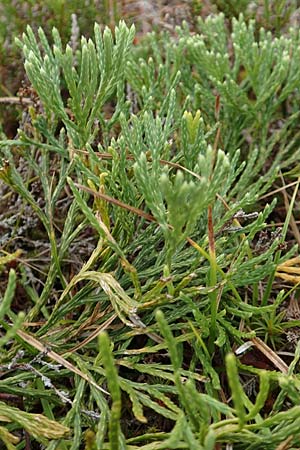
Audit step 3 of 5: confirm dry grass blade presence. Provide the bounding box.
[259,180,300,200]
[74,182,156,222]
[68,313,117,353]
[16,329,109,394]
[74,183,211,259]
[275,436,293,450]
[0,96,33,105]
[76,154,203,179]
[280,173,300,246]
[250,335,289,374]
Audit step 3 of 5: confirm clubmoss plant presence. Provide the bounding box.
[1,13,300,449]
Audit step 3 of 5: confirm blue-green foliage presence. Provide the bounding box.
[0,14,300,449]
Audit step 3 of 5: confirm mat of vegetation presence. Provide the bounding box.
[1,5,300,450]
